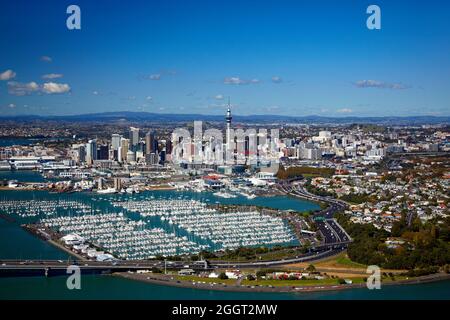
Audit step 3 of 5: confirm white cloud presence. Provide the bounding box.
[271,76,283,83]
[336,108,353,113]
[149,74,161,80]
[265,105,280,111]
[224,77,260,85]
[8,103,16,108]
[215,94,224,100]
[92,90,99,95]
[354,80,410,90]
[139,74,162,80]
[0,69,16,81]
[7,81,40,96]
[42,82,71,94]
[224,77,245,85]
[42,73,63,79]
[8,80,71,96]
[40,56,52,62]
[146,96,153,101]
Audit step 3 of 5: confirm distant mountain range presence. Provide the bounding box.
[1,111,449,125]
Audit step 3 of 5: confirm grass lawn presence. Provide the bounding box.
[381,275,408,283]
[175,275,236,285]
[334,254,367,269]
[241,277,366,287]
[209,248,303,262]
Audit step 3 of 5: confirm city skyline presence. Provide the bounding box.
[1,0,450,117]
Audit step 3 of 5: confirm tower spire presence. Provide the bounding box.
[226,97,232,124]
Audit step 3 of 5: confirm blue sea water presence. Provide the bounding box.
[0,138,43,147]
[0,170,46,182]
[0,275,449,300]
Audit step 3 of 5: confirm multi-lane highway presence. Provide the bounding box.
[278,181,351,246]
[0,245,348,276]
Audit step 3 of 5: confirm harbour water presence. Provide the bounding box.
[0,138,44,147]
[0,181,320,259]
[0,275,449,300]
[0,137,66,147]
[0,170,46,183]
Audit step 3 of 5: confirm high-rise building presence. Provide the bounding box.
[97,145,109,160]
[129,127,140,146]
[126,150,136,163]
[165,139,172,155]
[85,139,97,165]
[145,131,157,154]
[145,152,159,165]
[111,134,122,161]
[159,150,166,164]
[70,144,86,164]
[297,144,322,160]
[111,134,122,150]
[119,138,129,163]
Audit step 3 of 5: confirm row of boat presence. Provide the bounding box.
[0,193,296,258]
[113,199,296,249]
[0,199,92,218]
[41,213,203,259]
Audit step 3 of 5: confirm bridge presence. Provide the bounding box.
[0,241,350,277]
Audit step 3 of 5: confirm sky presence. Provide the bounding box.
[0,0,449,117]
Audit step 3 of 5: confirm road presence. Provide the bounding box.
[0,246,347,275]
[278,181,351,246]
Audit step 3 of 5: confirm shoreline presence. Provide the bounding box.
[114,271,450,294]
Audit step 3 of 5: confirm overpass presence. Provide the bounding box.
[277,181,352,245]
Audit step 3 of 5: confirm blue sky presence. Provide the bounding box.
[0,0,449,116]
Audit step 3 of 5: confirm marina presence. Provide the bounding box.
[41,213,202,259]
[0,183,319,261]
[114,199,296,250]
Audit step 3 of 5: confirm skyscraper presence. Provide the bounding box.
[165,139,172,155]
[118,138,129,163]
[85,139,97,165]
[145,131,157,154]
[111,134,122,161]
[97,145,109,160]
[111,134,122,150]
[129,127,140,147]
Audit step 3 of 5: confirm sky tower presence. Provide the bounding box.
[225,97,232,151]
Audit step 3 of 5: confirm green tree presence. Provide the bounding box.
[306,264,316,272]
[218,272,228,280]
